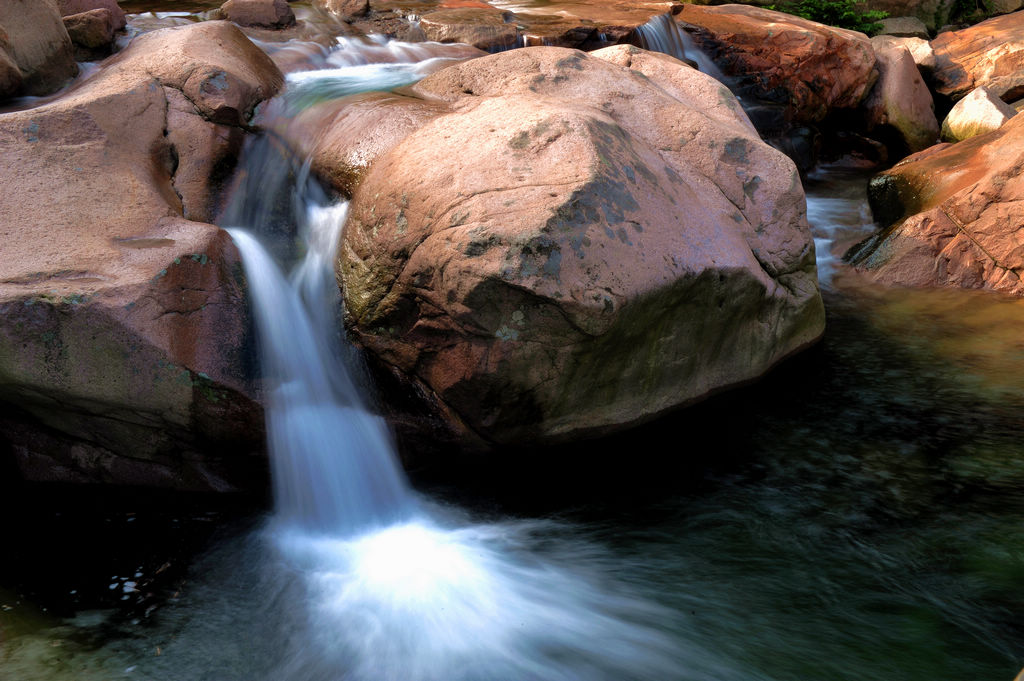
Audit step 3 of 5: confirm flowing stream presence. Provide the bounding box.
[1,26,1023,681]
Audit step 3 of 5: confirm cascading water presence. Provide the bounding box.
[635,13,730,84]
[220,34,712,681]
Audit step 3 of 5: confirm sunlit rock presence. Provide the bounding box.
[337,46,824,446]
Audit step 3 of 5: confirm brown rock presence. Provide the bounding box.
[865,36,939,152]
[852,114,1024,295]
[0,46,22,99]
[338,46,823,445]
[316,0,369,22]
[872,34,936,72]
[878,16,929,38]
[64,9,117,51]
[941,85,1018,141]
[0,0,77,97]
[931,11,1024,102]
[677,4,878,124]
[217,0,296,29]
[0,21,283,490]
[419,8,519,52]
[56,0,126,28]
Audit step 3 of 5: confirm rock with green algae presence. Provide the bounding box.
[0,21,283,491]
[336,45,825,447]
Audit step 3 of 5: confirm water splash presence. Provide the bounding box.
[635,13,730,84]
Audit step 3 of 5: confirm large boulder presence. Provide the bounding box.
[865,36,939,152]
[941,85,1018,141]
[859,0,956,31]
[418,8,519,52]
[337,46,824,445]
[0,0,77,98]
[850,113,1024,295]
[0,21,283,490]
[676,4,878,125]
[216,0,296,29]
[931,11,1024,102]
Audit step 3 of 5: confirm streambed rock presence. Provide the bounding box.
[864,36,939,153]
[338,46,824,446]
[675,4,878,126]
[0,21,283,490]
[850,113,1024,295]
[0,0,77,99]
[931,11,1024,102]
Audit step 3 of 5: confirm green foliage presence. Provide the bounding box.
[770,0,889,35]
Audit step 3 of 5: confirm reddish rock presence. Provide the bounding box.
[931,11,1024,101]
[338,46,824,445]
[852,114,1024,295]
[0,21,283,490]
[0,43,23,99]
[217,0,296,29]
[0,0,77,97]
[419,8,519,51]
[315,0,369,21]
[677,4,878,124]
[56,0,126,28]
[865,36,939,152]
[63,9,118,59]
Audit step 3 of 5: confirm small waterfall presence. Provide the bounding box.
[635,13,730,84]
[228,195,414,535]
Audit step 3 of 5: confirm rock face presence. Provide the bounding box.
[0,21,283,490]
[676,4,878,125]
[931,11,1024,102]
[217,0,296,29]
[941,85,1018,141]
[0,0,77,98]
[419,8,518,52]
[878,16,930,38]
[337,46,824,445]
[865,36,939,152]
[860,0,956,31]
[851,114,1024,295]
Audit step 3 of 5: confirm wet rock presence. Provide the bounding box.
[878,16,929,38]
[851,114,1024,295]
[941,85,1018,141]
[0,0,77,98]
[865,36,939,153]
[676,4,878,125]
[337,46,824,446]
[0,21,283,490]
[931,12,1024,102]
[216,0,296,29]
[419,8,519,52]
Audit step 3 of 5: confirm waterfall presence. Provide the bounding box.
[635,13,731,84]
[227,199,414,535]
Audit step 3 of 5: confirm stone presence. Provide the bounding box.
[865,36,939,152]
[0,0,77,98]
[873,34,936,72]
[337,46,824,446]
[0,45,23,99]
[418,8,519,52]
[0,21,283,490]
[217,0,296,29]
[859,0,956,31]
[64,9,118,54]
[316,0,370,22]
[990,0,1024,14]
[56,0,126,28]
[851,114,1024,295]
[940,85,1018,141]
[878,16,930,38]
[931,11,1024,102]
[676,4,878,125]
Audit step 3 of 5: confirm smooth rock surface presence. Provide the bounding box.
[217,0,296,29]
[931,11,1024,101]
[879,16,930,38]
[0,21,283,490]
[866,36,940,152]
[873,34,936,71]
[852,114,1024,295]
[0,0,77,97]
[941,85,1017,141]
[419,8,518,51]
[316,0,370,21]
[338,46,824,445]
[676,4,877,125]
